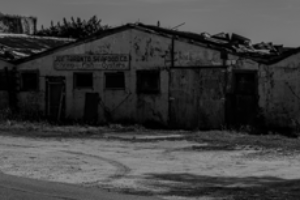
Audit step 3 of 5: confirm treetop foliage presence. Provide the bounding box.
[36,15,109,39]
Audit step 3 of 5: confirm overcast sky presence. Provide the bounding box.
[1,0,300,47]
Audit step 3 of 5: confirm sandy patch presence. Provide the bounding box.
[0,135,299,200]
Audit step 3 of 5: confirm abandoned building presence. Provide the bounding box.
[1,22,300,130]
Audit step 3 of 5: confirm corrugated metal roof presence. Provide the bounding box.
[14,25,131,64]
[0,34,75,61]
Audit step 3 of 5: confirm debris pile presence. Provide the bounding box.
[209,32,294,59]
[136,23,296,64]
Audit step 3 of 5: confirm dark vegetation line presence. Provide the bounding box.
[35,15,110,39]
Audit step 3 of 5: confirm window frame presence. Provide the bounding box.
[105,72,126,90]
[20,70,39,91]
[136,70,160,94]
[73,72,94,90]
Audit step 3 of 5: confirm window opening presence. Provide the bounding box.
[136,70,160,94]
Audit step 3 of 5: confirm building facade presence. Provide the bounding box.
[0,23,297,131]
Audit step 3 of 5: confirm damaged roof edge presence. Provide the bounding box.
[12,22,298,66]
[132,25,235,54]
[260,47,300,65]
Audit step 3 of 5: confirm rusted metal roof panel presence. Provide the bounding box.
[0,34,74,61]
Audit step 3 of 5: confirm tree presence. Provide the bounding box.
[36,15,109,39]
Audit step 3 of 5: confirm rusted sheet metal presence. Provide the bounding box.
[169,68,226,129]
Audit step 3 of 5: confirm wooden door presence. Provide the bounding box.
[84,93,99,123]
[169,68,226,129]
[229,71,258,127]
[46,77,65,120]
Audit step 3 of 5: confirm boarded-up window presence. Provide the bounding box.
[0,71,7,91]
[74,73,93,89]
[137,70,160,94]
[21,71,39,91]
[105,72,125,90]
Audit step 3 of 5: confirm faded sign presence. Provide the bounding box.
[53,54,130,70]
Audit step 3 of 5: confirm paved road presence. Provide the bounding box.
[0,172,161,200]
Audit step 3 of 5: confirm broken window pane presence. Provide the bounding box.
[137,70,160,94]
[21,71,39,91]
[105,72,125,90]
[74,73,93,89]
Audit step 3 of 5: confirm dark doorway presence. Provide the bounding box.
[227,71,258,127]
[46,77,66,121]
[84,93,99,123]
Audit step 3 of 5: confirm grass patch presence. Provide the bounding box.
[189,130,300,152]
[0,108,299,151]
[0,119,153,138]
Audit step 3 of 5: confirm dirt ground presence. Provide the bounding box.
[0,124,300,200]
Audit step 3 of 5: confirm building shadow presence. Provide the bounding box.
[142,173,300,199]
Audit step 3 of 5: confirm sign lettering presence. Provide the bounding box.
[54,54,130,70]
